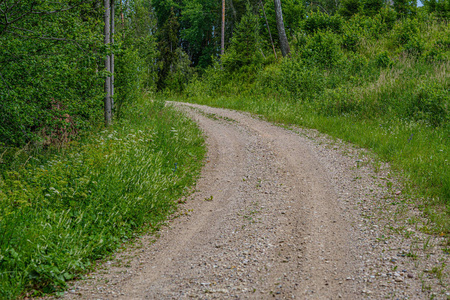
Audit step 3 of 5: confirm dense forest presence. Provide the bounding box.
[0,0,449,297]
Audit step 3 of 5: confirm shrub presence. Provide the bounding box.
[303,11,344,34]
[424,0,450,19]
[301,30,344,68]
[404,35,426,56]
[362,0,384,16]
[374,51,394,68]
[315,87,361,116]
[278,55,326,101]
[408,81,449,126]
[393,0,417,18]
[391,17,419,46]
[339,0,361,19]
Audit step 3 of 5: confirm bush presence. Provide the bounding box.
[362,0,384,16]
[339,0,361,19]
[404,35,426,56]
[391,17,419,46]
[301,30,344,68]
[303,11,343,34]
[315,87,361,116]
[278,56,326,101]
[408,81,449,126]
[374,51,394,68]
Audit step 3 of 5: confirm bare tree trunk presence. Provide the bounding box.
[273,0,290,57]
[104,0,112,126]
[221,0,225,56]
[260,0,277,59]
[111,0,115,110]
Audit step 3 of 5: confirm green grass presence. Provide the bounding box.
[173,14,449,238]
[171,91,449,235]
[0,96,206,298]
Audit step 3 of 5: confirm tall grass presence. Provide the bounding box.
[0,96,205,298]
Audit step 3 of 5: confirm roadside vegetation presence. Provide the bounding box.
[1,0,207,298]
[175,6,450,237]
[0,97,205,298]
[1,0,449,297]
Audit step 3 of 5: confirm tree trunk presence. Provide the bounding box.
[273,0,290,57]
[104,0,112,126]
[111,0,115,110]
[260,0,277,59]
[221,0,225,56]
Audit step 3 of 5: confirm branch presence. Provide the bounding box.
[7,26,87,52]
[5,0,24,14]
[30,0,95,14]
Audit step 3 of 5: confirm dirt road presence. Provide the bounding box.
[63,103,449,299]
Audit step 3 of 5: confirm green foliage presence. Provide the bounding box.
[115,47,145,117]
[222,5,264,74]
[182,11,450,235]
[393,0,417,17]
[0,0,104,146]
[164,48,195,93]
[339,0,361,18]
[391,17,419,45]
[181,0,220,69]
[301,30,344,68]
[303,11,343,34]
[262,0,306,42]
[374,51,393,67]
[157,7,180,90]
[423,0,450,19]
[0,96,205,298]
[125,0,159,91]
[362,0,384,16]
[408,81,449,126]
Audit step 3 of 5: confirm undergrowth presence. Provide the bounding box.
[0,96,205,298]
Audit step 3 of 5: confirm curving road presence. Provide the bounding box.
[61,103,445,299]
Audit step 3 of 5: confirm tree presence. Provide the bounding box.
[0,0,105,146]
[339,0,360,18]
[104,0,112,126]
[394,0,417,17]
[222,0,226,56]
[223,4,263,72]
[157,7,180,90]
[363,0,384,16]
[274,0,291,57]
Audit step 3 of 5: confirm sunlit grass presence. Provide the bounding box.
[175,89,449,236]
[0,96,206,298]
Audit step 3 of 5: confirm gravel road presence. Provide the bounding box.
[61,103,449,299]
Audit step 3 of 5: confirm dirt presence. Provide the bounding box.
[59,103,449,299]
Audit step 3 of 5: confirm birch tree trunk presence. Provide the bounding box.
[111,0,115,110]
[221,0,225,56]
[273,0,290,57]
[104,0,112,125]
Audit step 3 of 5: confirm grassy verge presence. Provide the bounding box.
[0,96,206,298]
[172,92,449,238]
